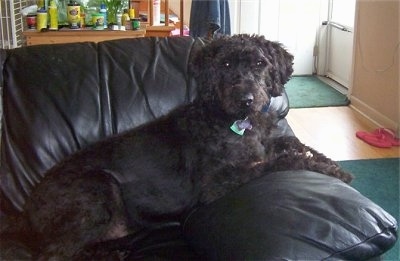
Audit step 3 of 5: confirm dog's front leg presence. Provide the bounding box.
[265,136,353,183]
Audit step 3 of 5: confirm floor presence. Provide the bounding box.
[286,106,400,161]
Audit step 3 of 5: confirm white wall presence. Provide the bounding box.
[350,0,399,132]
[169,0,192,26]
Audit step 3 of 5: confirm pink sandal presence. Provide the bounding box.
[372,128,400,146]
[356,130,392,148]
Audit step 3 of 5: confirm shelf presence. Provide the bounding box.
[144,25,175,37]
[23,28,146,46]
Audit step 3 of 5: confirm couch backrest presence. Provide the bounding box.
[0,37,203,213]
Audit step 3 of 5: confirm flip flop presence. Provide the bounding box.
[356,130,392,148]
[372,128,400,146]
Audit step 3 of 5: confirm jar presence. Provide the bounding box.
[67,1,80,29]
[26,14,37,29]
[132,18,140,30]
[92,13,104,30]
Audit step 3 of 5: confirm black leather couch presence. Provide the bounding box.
[0,36,397,260]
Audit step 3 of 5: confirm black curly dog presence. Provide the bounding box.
[6,34,353,259]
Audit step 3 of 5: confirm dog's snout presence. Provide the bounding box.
[242,93,254,106]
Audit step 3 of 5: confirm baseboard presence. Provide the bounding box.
[317,76,348,95]
[350,96,399,137]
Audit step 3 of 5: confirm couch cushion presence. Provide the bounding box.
[97,37,202,134]
[1,43,102,212]
[183,170,398,260]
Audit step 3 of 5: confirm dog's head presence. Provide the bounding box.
[190,34,293,119]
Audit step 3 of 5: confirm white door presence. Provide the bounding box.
[317,0,356,88]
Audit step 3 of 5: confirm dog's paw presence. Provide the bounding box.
[338,169,354,184]
[327,166,353,184]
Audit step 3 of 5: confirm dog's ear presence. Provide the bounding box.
[188,38,222,102]
[260,38,294,97]
[188,48,205,80]
[188,38,214,80]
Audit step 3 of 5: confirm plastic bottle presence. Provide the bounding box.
[122,9,130,28]
[116,13,122,30]
[129,8,135,19]
[99,3,108,29]
[48,0,58,30]
[37,0,45,10]
[80,12,86,28]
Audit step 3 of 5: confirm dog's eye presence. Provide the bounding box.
[223,62,231,68]
[256,60,266,67]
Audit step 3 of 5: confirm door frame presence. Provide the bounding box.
[316,0,356,89]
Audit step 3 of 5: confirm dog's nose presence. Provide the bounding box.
[242,93,254,106]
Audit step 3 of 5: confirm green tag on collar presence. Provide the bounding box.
[230,122,245,135]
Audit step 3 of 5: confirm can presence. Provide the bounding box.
[92,13,104,30]
[36,10,48,31]
[26,14,37,29]
[67,2,80,29]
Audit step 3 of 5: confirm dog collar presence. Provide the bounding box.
[262,99,271,113]
[230,117,252,135]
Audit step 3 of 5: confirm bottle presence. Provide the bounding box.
[80,12,86,28]
[37,0,45,10]
[99,3,107,29]
[122,9,130,28]
[48,0,58,30]
[116,13,122,30]
[128,8,135,19]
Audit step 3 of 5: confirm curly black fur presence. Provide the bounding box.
[3,34,352,260]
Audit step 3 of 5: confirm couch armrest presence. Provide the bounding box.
[269,89,290,119]
[183,170,398,260]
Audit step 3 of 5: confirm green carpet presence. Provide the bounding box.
[338,158,399,260]
[285,76,350,108]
